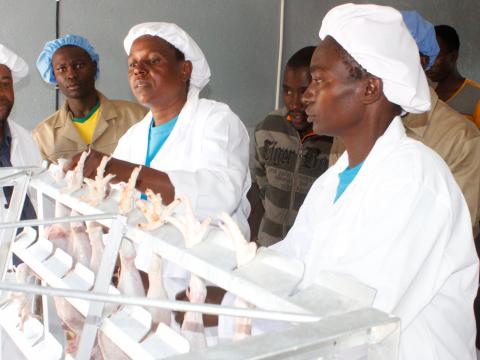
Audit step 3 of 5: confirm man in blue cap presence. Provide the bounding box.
[330,10,480,239]
[33,34,147,163]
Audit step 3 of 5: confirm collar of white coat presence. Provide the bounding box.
[6,117,19,143]
[330,116,406,184]
[137,86,201,161]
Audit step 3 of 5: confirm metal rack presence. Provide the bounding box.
[0,166,401,359]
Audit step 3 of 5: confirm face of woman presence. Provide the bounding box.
[127,35,190,109]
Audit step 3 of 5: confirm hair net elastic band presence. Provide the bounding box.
[36,34,99,85]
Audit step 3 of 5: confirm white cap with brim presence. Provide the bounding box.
[124,22,211,91]
[0,44,28,83]
[319,3,431,114]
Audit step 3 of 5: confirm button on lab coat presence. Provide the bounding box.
[0,118,42,221]
[274,117,478,360]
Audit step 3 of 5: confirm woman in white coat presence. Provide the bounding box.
[273,4,478,360]
[79,23,250,238]
[74,24,251,325]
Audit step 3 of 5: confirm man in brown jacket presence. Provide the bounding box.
[329,12,480,237]
[33,34,147,163]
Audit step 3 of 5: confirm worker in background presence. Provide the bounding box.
[428,25,480,127]
[329,10,480,239]
[273,4,477,359]
[33,34,147,163]
[251,46,332,246]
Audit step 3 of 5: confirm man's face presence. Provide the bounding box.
[283,66,311,132]
[127,35,190,108]
[427,36,455,83]
[52,45,97,99]
[302,37,364,136]
[0,65,14,122]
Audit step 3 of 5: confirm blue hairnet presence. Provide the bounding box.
[36,34,99,84]
[401,11,439,70]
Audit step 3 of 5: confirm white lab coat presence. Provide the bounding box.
[113,87,251,236]
[0,118,43,221]
[113,88,251,303]
[273,117,478,360]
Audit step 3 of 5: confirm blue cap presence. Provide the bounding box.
[401,11,439,70]
[36,34,99,84]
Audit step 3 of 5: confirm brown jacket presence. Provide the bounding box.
[330,89,480,236]
[33,92,147,162]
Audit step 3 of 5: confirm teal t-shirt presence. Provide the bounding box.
[145,115,179,167]
[141,115,178,200]
[334,161,364,203]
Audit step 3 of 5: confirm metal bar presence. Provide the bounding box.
[0,174,30,280]
[274,0,285,109]
[75,215,127,360]
[0,213,118,230]
[0,166,43,173]
[0,170,32,185]
[36,185,45,235]
[169,309,400,360]
[41,279,67,358]
[0,282,323,323]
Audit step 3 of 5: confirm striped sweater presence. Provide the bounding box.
[253,110,332,246]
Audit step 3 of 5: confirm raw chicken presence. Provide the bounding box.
[98,239,145,360]
[146,254,171,328]
[117,239,145,297]
[44,223,70,254]
[181,274,207,349]
[86,221,104,274]
[165,196,211,248]
[0,264,36,331]
[136,189,181,230]
[52,213,91,354]
[70,211,92,268]
[48,158,71,183]
[118,166,141,215]
[54,296,84,354]
[61,150,90,194]
[82,155,116,206]
[44,202,71,254]
[219,212,257,267]
[232,296,253,341]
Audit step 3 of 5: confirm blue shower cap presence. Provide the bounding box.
[36,34,99,84]
[401,11,439,70]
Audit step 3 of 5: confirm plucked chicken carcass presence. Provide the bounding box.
[61,150,89,194]
[118,166,141,215]
[181,274,208,349]
[136,189,181,230]
[165,196,211,247]
[82,155,115,206]
[146,254,171,328]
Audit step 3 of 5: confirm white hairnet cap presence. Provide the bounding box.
[0,44,28,83]
[124,22,211,90]
[320,3,431,114]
